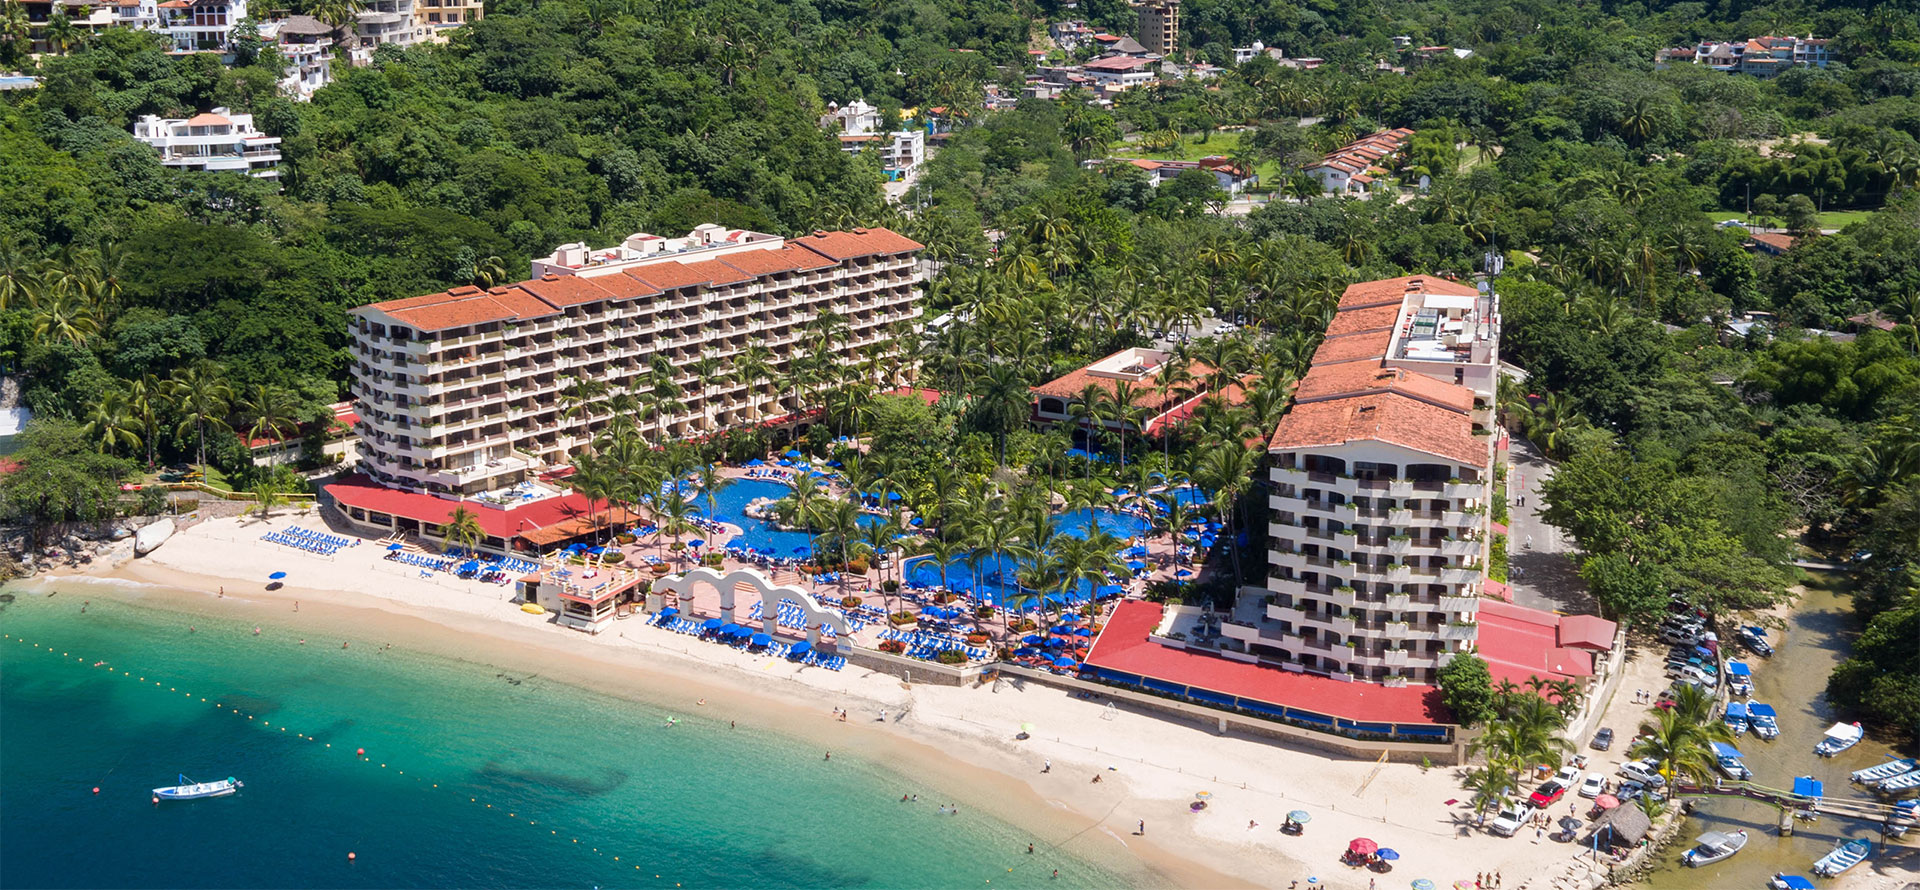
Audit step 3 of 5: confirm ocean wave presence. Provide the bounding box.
[10,575,174,594]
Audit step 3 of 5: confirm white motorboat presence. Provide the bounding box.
[1725,661,1753,697]
[1683,829,1748,867]
[1723,701,1749,736]
[1712,742,1752,780]
[151,774,241,801]
[1851,758,1918,785]
[1815,722,1864,757]
[1747,703,1780,740]
[1811,838,1871,876]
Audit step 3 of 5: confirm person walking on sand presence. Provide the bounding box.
[1043,760,1050,773]
[1137,820,1145,835]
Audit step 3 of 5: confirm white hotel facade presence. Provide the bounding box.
[348,225,924,496]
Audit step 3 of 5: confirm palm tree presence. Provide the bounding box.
[251,480,282,522]
[169,362,233,477]
[126,375,165,470]
[29,289,99,347]
[239,384,303,466]
[83,389,143,456]
[471,254,507,289]
[1629,707,1731,787]
[443,506,485,555]
[309,0,362,41]
[655,490,697,566]
[859,516,899,608]
[41,10,78,54]
[1194,443,1258,581]
[695,461,731,520]
[916,532,969,597]
[1463,764,1511,823]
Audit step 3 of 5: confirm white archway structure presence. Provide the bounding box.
[652,567,852,646]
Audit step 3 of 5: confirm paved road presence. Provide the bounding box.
[1504,435,1595,614]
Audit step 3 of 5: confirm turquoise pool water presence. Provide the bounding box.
[0,586,1130,889]
[694,479,882,556]
[901,509,1151,607]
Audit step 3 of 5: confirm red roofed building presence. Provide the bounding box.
[1081,600,1457,743]
[1226,277,1507,688]
[1030,346,1250,437]
[345,224,924,511]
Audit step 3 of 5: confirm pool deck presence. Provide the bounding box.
[588,465,1212,670]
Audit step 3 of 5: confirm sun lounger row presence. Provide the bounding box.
[263,530,342,556]
[387,552,451,572]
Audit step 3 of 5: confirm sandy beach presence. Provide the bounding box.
[42,512,1639,889]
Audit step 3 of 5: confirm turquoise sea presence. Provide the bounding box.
[0,584,1127,889]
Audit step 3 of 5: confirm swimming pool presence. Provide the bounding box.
[901,508,1147,608]
[695,478,881,556]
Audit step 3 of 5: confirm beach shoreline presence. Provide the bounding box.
[27,513,1622,890]
[37,532,1262,889]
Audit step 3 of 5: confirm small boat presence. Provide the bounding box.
[1739,625,1774,657]
[1810,838,1871,876]
[1878,771,1920,792]
[1887,800,1916,837]
[1769,875,1814,890]
[1683,829,1748,867]
[1723,701,1749,736]
[152,774,241,801]
[1748,703,1780,740]
[1712,742,1752,780]
[1725,661,1753,697]
[1851,757,1918,785]
[520,602,547,615]
[1815,721,1864,757]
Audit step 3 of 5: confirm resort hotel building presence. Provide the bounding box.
[1079,275,1619,747]
[326,225,924,553]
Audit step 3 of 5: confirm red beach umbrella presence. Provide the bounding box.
[1593,794,1620,810]
[1348,838,1378,856]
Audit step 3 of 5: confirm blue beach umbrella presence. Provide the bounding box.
[745,459,764,466]
[386,543,403,551]
[701,618,723,630]
[1126,560,1147,570]
[1023,634,1047,645]
[1072,627,1092,636]
[268,571,287,580]
[1051,655,1078,667]
[1175,568,1194,577]
[750,633,772,647]
[1411,881,1435,890]
[1096,584,1124,596]
[1376,849,1399,861]
[688,540,705,548]
[784,450,802,458]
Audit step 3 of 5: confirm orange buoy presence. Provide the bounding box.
[347,852,356,861]
[151,797,159,804]
[92,787,100,794]
[356,748,365,756]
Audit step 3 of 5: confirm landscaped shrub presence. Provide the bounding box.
[840,595,862,608]
[935,650,966,665]
[882,579,899,592]
[889,611,916,625]
[600,552,625,564]
[847,557,869,574]
[879,639,906,654]
[965,632,989,645]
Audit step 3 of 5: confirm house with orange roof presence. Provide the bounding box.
[130,107,281,179]
[1030,346,1248,436]
[1304,129,1414,195]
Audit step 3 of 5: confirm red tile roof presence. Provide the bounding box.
[517,274,615,308]
[375,286,559,333]
[720,244,839,276]
[1083,601,1449,725]
[1084,55,1154,71]
[1475,600,1602,682]
[1309,329,1393,366]
[1324,303,1404,339]
[325,475,601,542]
[1031,351,1211,406]
[184,112,231,126]
[361,228,918,330]
[1267,391,1485,465]
[1337,275,1478,311]
[1292,364,1473,413]
[795,227,923,261]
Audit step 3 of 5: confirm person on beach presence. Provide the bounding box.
[1248,820,1258,830]
[1042,760,1050,773]
[824,752,831,761]
[1137,820,1145,835]
[1027,844,1034,855]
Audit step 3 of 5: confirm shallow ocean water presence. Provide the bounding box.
[0,586,1125,889]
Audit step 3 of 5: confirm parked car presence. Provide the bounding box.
[1529,781,1567,808]
[1578,773,1607,799]
[1660,625,1702,646]
[1489,801,1534,837]
[1616,780,1664,804]
[1619,759,1668,788]
[1591,727,1614,751]
[1553,765,1583,787]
